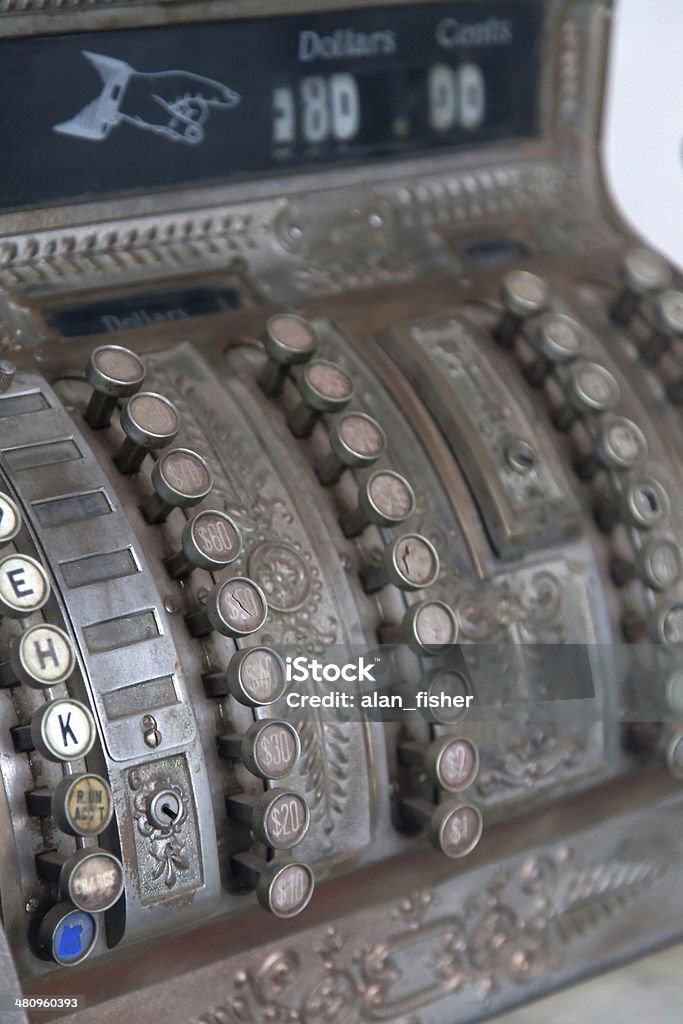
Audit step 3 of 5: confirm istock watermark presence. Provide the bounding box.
[285,655,378,683]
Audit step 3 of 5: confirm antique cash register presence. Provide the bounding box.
[0,1,682,1022]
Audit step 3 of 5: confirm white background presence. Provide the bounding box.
[603,0,683,270]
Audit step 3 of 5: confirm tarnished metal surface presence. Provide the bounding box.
[0,0,682,1021]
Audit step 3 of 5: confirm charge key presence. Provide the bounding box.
[36,847,124,914]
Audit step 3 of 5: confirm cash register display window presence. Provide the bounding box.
[0,1,542,210]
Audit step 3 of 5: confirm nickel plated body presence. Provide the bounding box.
[0,2,681,1024]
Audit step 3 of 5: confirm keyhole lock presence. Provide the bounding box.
[148,789,184,829]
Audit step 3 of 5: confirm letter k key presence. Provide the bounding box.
[58,712,78,747]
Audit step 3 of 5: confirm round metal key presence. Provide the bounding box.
[303,360,353,407]
[391,534,440,589]
[226,647,288,707]
[610,248,671,325]
[622,477,670,529]
[637,539,683,591]
[10,623,75,688]
[429,802,483,858]
[38,903,98,967]
[365,470,415,521]
[87,344,145,396]
[31,698,96,763]
[241,720,301,780]
[141,448,213,523]
[532,312,585,363]
[52,773,114,837]
[228,788,310,850]
[187,577,268,638]
[568,361,621,415]
[596,416,648,470]
[256,861,315,918]
[402,600,459,653]
[288,360,354,437]
[220,720,301,780]
[0,492,22,548]
[60,848,124,913]
[493,270,550,347]
[654,603,683,650]
[266,313,317,358]
[84,344,146,429]
[426,737,480,793]
[342,469,416,536]
[254,789,310,849]
[114,391,179,474]
[260,313,318,394]
[502,269,549,317]
[665,671,683,717]
[165,509,242,578]
[335,412,386,461]
[665,732,683,780]
[0,553,50,619]
[655,289,683,337]
[362,533,440,593]
[622,247,671,294]
[318,412,386,484]
[424,668,473,725]
[216,577,268,636]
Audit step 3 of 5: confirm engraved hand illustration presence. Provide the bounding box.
[54,52,240,145]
